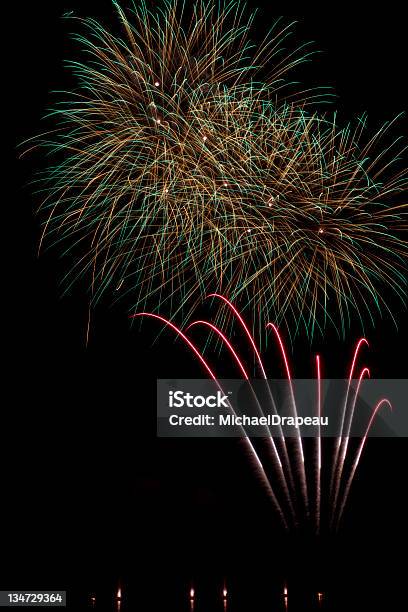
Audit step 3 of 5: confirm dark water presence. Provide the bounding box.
[85,599,326,612]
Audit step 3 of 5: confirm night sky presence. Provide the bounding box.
[6,3,408,610]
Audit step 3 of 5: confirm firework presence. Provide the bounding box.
[132,295,392,532]
[23,0,407,341]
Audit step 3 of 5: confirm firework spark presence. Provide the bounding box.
[22,0,408,342]
[132,295,392,532]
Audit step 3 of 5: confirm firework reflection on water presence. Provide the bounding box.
[87,585,328,610]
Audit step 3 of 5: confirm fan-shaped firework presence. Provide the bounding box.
[133,295,391,533]
[24,0,408,341]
